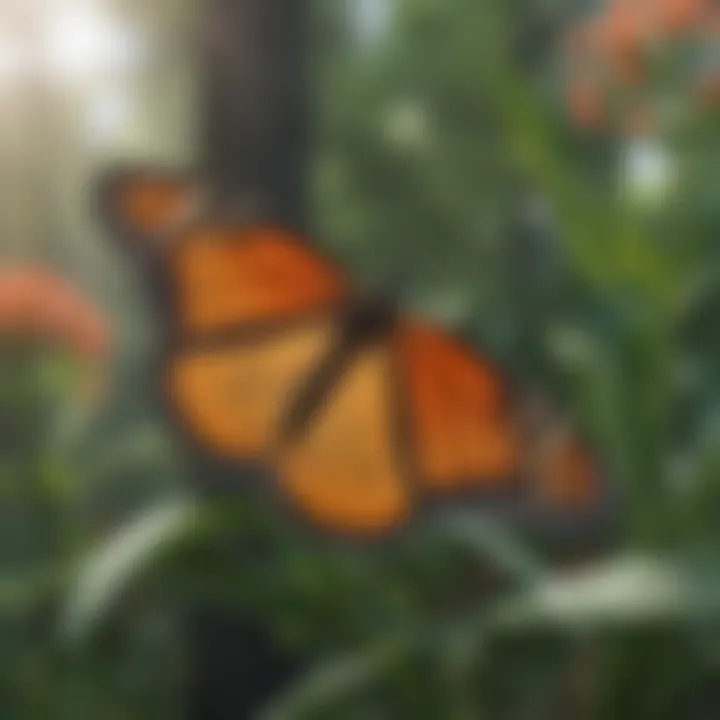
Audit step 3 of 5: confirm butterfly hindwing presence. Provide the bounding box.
[276,345,412,537]
[396,322,519,496]
[395,323,609,535]
[165,316,336,459]
[516,397,610,536]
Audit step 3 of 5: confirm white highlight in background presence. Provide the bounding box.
[353,0,391,45]
[622,139,673,206]
[45,6,140,82]
[0,35,25,84]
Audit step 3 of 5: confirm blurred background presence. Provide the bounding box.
[1,0,720,717]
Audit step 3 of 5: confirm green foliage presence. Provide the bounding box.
[0,340,186,719]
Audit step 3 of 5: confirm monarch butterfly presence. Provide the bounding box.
[96,166,612,542]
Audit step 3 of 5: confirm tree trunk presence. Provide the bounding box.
[200,0,309,227]
[190,1,310,718]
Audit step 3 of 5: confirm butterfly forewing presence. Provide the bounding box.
[97,167,200,244]
[169,226,347,336]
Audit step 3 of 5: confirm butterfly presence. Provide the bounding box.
[96,166,613,542]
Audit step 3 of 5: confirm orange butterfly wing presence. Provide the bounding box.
[395,322,520,495]
[276,346,411,536]
[169,332,412,536]
[518,403,603,515]
[96,167,201,244]
[168,226,347,335]
[97,169,348,333]
[540,443,597,508]
[395,324,608,519]
[166,319,337,459]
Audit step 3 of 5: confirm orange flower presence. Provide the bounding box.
[600,6,647,52]
[598,4,653,84]
[658,0,711,34]
[0,267,110,359]
[561,0,716,132]
[566,11,647,86]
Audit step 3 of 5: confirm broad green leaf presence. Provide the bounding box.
[493,555,720,631]
[62,495,198,643]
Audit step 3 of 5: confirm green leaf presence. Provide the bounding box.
[258,637,413,720]
[61,494,198,643]
[492,555,720,631]
[433,510,546,586]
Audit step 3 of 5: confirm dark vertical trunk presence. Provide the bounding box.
[189,1,310,718]
[200,0,309,228]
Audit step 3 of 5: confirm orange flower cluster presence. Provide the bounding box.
[0,267,110,359]
[563,0,719,131]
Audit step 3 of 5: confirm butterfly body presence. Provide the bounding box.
[97,166,614,543]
